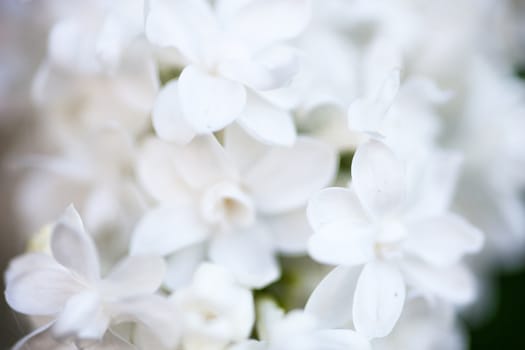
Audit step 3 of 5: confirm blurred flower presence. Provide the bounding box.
[4,206,179,349]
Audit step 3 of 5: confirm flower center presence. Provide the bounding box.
[200,181,256,231]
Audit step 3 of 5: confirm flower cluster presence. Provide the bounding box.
[3,0,525,349]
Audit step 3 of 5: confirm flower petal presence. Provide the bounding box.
[308,220,375,266]
[179,65,246,133]
[209,227,279,288]
[237,93,297,146]
[351,140,405,218]
[218,46,299,91]
[400,259,477,305]
[145,0,217,61]
[111,295,182,349]
[5,253,58,286]
[102,256,166,298]
[307,187,368,233]
[164,244,206,290]
[130,204,209,256]
[245,137,337,214]
[305,266,361,328]
[353,261,405,338]
[152,80,196,144]
[51,205,100,281]
[264,209,312,255]
[52,291,109,341]
[226,0,311,51]
[223,123,268,173]
[404,214,484,267]
[5,263,84,315]
[136,137,193,203]
[170,135,239,189]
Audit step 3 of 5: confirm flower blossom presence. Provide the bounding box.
[231,299,370,350]
[305,140,483,338]
[4,206,180,349]
[147,0,311,145]
[135,263,254,350]
[131,127,337,289]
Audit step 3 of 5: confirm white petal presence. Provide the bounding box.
[209,228,279,288]
[152,80,196,144]
[237,93,297,146]
[353,261,405,338]
[308,329,371,350]
[351,140,405,218]
[130,204,209,256]
[5,264,84,315]
[348,69,400,135]
[227,0,311,51]
[218,46,299,91]
[404,214,484,267]
[53,291,109,341]
[400,259,477,305]
[51,205,100,281]
[264,209,312,255]
[169,135,239,189]
[406,151,462,217]
[245,137,337,214]
[179,65,246,133]
[305,266,361,328]
[145,0,217,61]
[102,256,165,298]
[5,253,58,286]
[307,187,368,233]
[164,244,206,290]
[308,220,375,266]
[223,123,268,173]
[111,295,182,349]
[136,137,193,203]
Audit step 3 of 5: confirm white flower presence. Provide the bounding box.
[231,299,370,350]
[444,59,525,265]
[4,206,180,349]
[147,0,311,145]
[130,127,337,289]
[46,0,145,74]
[167,263,255,350]
[305,140,483,338]
[12,126,147,267]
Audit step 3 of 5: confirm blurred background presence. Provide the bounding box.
[1,1,525,349]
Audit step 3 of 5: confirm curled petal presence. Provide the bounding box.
[51,205,100,281]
